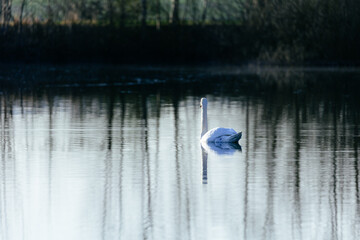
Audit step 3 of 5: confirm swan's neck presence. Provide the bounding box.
[201,106,208,138]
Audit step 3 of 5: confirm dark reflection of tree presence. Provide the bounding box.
[102,90,114,240]
[293,94,302,239]
[76,90,85,149]
[118,94,125,236]
[107,91,115,151]
[263,89,283,239]
[154,92,161,192]
[330,103,338,239]
[252,96,260,156]
[354,114,359,218]
[144,93,161,238]
[243,96,250,240]
[172,90,191,240]
[0,94,8,238]
[0,93,15,238]
[20,89,24,115]
[141,94,154,240]
[172,92,182,239]
[47,91,54,230]
[339,101,346,239]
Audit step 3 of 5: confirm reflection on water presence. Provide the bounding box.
[0,67,360,240]
[202,142,242,155]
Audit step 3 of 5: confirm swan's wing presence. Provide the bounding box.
[201,127,237,142]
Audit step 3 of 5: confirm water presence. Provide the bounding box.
[0,66,359,240]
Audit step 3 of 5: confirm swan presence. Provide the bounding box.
[200,98,242,143]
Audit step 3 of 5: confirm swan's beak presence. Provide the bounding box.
[200,105,202,108]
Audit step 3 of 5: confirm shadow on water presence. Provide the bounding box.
[0,66,359,239]
[201,147,208,185]
[101,88,114,240]
[201,142,242,156]
[201,142,242,185]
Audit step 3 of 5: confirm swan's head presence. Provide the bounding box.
[200,98,208,109]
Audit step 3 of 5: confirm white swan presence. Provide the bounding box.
[200,98,242,143]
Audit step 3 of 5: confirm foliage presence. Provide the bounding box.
[2,0,360,64]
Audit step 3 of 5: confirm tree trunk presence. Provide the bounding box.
[191,0,198,23]
[0,0,3,26]
[120,0,125,27]
[2,0,12,30]
[171,0,179,24]
[141,0,147,27]
[78,0,85,23]
[47,0,52,23]
[107,0,113,26]
[156,0,161,29]
[201,0,208,23]
[19,0,26,33]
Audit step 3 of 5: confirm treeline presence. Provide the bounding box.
[1,0,360,64]
[3,0,238,27]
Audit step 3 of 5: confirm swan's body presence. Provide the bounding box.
[201,127,242,143]
[200,98,242,143]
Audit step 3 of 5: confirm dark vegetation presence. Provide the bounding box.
[1,0,360,65]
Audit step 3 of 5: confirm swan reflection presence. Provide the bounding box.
[201,147,208,184]
[201,141,242,155]
[201,142,242,184]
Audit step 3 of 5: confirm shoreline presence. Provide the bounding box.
[1,24,359,66]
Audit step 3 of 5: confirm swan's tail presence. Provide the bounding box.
[225,132,242,143]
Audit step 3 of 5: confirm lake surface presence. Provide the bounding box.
[0,65,359,240]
